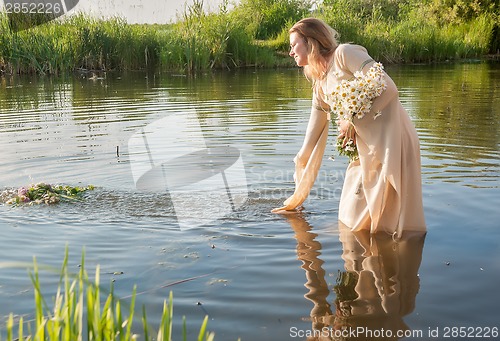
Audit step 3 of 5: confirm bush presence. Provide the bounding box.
[233,0,311,40]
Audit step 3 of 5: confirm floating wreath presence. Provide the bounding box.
[2,183,94,206]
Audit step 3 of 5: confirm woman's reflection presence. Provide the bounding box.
[290,215,334,330]
[286,215,426,340]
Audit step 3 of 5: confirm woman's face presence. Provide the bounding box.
[289,32,309,67]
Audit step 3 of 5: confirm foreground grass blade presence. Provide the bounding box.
[3,249,221,340]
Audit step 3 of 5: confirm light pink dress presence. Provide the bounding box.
[274,44,426,237]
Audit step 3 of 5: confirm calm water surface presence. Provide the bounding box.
[1,62,499,340]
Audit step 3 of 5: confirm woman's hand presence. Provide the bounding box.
[336,119,356,147]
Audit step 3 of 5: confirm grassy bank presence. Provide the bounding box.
[0,0,285,75]
[0,0,498,75]
[314,0,499,64]
[1,250,217,341]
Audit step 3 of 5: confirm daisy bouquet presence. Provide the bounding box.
[329,62,387,161]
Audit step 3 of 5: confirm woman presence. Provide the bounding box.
[273,18,426,237]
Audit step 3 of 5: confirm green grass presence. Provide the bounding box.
[0,0,497,75]
[1,249,217,341]
[0,0,282,75]
[0,13,164,74]
[310,0,497,64]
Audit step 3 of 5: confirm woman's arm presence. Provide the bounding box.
[338,44,399,118]
[296,99,329,167]
[346,45,399,114]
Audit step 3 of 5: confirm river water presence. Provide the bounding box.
[1,62,499,340]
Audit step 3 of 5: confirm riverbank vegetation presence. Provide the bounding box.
[1,250,216,341]
[0,0,498,74]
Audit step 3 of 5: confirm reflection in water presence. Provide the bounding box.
[288,215,333,330]
[0,64,498,339]
[391,62,500,188]
[287,215,426,340]
[335,224,426,340]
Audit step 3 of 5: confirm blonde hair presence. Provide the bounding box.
[289,18,339,84]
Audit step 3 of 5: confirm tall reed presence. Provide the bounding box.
[161,0,277,72]
[1,249,216,341]
[0,0,497,75]
[0,0,279,75]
